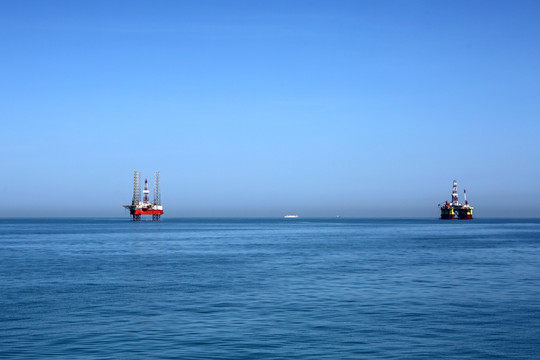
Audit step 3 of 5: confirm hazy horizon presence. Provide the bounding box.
[2,1,539,218]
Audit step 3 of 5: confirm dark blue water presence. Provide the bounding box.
[1,218,539,359]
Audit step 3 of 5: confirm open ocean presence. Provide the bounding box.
[1,218,539,359]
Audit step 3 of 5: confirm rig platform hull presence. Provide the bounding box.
[457,209,473,220]
[440,208,455,219]
[440,208,473,220]
[134,209,163,215]
[128,208,163,221]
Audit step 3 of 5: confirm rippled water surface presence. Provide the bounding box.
[1,218,540,359]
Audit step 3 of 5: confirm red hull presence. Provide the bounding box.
[134,209,164,215]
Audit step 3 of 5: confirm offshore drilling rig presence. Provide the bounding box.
[439,180,473,220]
[123,171,163,221]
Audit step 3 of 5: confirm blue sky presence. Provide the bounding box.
[2,0,539,217]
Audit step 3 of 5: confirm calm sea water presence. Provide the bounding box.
[1,218,539,359]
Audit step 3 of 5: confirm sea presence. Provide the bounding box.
[1,218,539,359]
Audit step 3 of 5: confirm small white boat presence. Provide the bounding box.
[284,215,299,218]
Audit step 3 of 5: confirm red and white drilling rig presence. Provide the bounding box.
[123,171,163,221]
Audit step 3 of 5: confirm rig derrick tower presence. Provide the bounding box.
[123,170,163,221]
[153,171,161,221]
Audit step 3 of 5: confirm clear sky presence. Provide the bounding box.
[2,0,540,217]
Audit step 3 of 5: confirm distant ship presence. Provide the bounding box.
[284,215,299,218]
